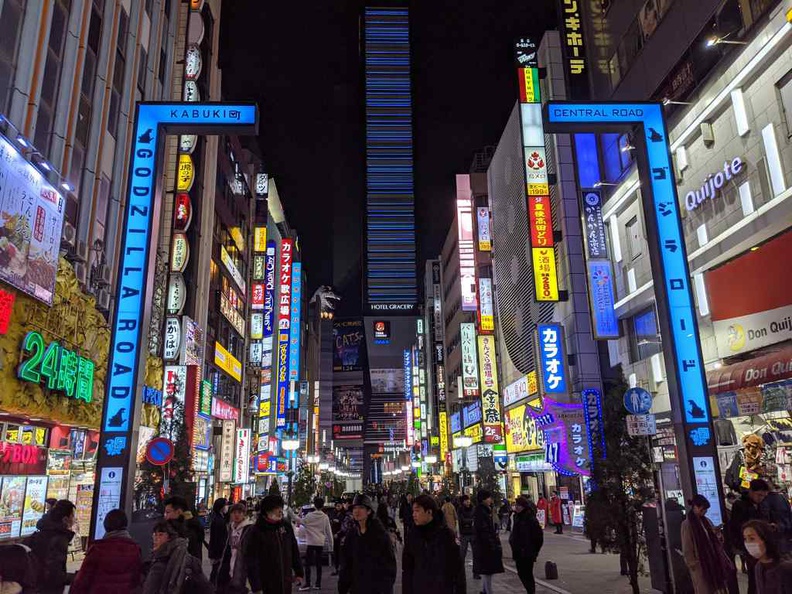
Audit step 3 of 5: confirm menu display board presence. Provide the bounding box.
[0,475,26,539]
[20,475,48,536]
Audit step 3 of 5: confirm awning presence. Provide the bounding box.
[707,345,792,395]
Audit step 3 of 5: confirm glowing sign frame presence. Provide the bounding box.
[91,102,257,541]
[545,100,723,524]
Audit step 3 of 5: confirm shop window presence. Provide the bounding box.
[138,47,147,95]
[626,216,643,261]
[629,307,662,362]
[0,0,26,115]
[600,133,633,183]
[779,72,792,138]
[34,0,71,156]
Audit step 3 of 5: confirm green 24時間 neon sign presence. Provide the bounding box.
[17,331,94,403]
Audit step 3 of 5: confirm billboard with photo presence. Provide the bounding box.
[333,319,364,371]
[333,385,364,422]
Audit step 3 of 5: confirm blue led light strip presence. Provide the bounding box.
[364,7,416,308]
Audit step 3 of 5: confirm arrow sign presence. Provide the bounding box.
[145,437,174,466]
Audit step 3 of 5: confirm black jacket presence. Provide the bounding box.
[399,498,415,532]
[338,517,396,594]
[509,509,544,562]
[458,504,475,536]
[472,503,503,575]
[172,513,205,561]
[728,495,761,554]
[402,515,466,594]
[245,517,303,594]
[207,512,228,561]
[24,515,75,594]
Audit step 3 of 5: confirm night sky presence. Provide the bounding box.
[220,0,557,299]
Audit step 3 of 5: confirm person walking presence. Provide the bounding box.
[510,496,544,594]
[742,519,792,594]
[753,480,792,554]
[402,494,465,594]
[296,497,334,591]
[207,498,229,585]
[244,495,304,594]
[399,493,415,535]
[217,503,254,594]
[163,496,205,561]
[23,499,76,594]
[70,509,142,594]
[473,490,504,594]
[730,481,768,594]
[549,492,563,534]
[442,496,458,536]
[681,494,734,594]
[330,500,347,576]
[338,494,396,594]
[499,500,512,532]
[458,495,477,576]
[377,499,402,551]
[142,520,212,594]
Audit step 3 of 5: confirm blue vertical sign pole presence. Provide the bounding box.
[90,103,258,541]
[545,102,724,526]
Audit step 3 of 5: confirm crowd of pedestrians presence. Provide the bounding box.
[1,480,789,594]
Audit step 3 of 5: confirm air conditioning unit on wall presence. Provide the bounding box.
[97,288,111,312]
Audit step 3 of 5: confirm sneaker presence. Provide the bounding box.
[299,586,312,591]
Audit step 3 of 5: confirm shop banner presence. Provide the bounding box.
[504,403,543,453]
[713,303,792,359]
[333,319,364,371]
[456,180,478,312]
[161,366,187,441]
[460,323,480,397]
[333,385,364,421]
[477,207,492,252]
[264,242,276,339]
[234,428,250,484]
[503,373,538,407]
[20,475,48,536]
[477,335,503,443]
[463,401,482,428]
[536,324,569,397]
[214,341,241,383]
[478,277,495,333]
[181,316,205,366]
[289,262,302,381]
[587,260,619,339]
[219,420,236,483]
[581,190,607,258]
[439,411,449,460]
[583,388,606,460]
[276,239,294,429]
[0,132,65,305]
[524,397,591,476]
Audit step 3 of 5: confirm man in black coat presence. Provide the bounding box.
[25,500,76,594]
[245,495,304,594]
[207,497,228,584]
[164,495,205,561]
[473,489,504,592]
[338,494,396,594]
[510,496,544,594]
[402,494,466,594]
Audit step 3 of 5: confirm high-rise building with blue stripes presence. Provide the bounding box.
[363,6,417,314]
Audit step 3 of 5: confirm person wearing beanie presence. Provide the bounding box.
[473,490,503,594]
[338,494,396,594]
[510,496,543,594]
[402,494,466,594]
[245,495,304,594]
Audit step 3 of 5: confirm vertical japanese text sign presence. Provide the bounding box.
[91,103,258,541]
[515,38,560,301]
[545,102,723,526]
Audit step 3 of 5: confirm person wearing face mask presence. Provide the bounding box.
[142,520,213,594]
[742,519,792,594]
[207,498,229,585]
[245,494,304,594]
[23,499,76,594]
[681,494,734,593]
[217,503,254,594]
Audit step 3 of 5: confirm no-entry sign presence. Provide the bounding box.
[145,437,174,466]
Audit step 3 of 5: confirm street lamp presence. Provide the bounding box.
[706,34,746,47]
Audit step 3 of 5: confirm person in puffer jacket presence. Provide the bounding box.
[70,509,143,594]
[295,497,334,590]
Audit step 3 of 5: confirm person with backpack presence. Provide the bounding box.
[217,503,254,594]
[402,494,465,594]
[207,498,229,584]
[510,496,544,594]
[142,520,212,594]
[23,499,76,594]
[163,496,205,561]
[70,509,142,594]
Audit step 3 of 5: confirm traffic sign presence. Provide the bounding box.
[145,437,174,466]
[626,414,657,437]
[623,387,653,415]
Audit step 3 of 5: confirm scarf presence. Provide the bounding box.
[688,513,727,590]
[155,537,190,594]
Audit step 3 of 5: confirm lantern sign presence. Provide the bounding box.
[167,273,187,314]
[163,317,181,361]
[255,173,268,197]
[183,80,200,103]
[177,155,194,192]
[170,233,190,273]
[184,45,203,80]
[174,193,192,231]
[179,135,197,155]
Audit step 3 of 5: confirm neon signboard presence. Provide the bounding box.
[288,262,301,381]
[264,241,276,339]
[92,102,257,540]
[456,176,478,312]
[17,331,94,403]
[536,323,568,397]
[545,100,721,523]
[276,238,293,429]
[515,38,559,302]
